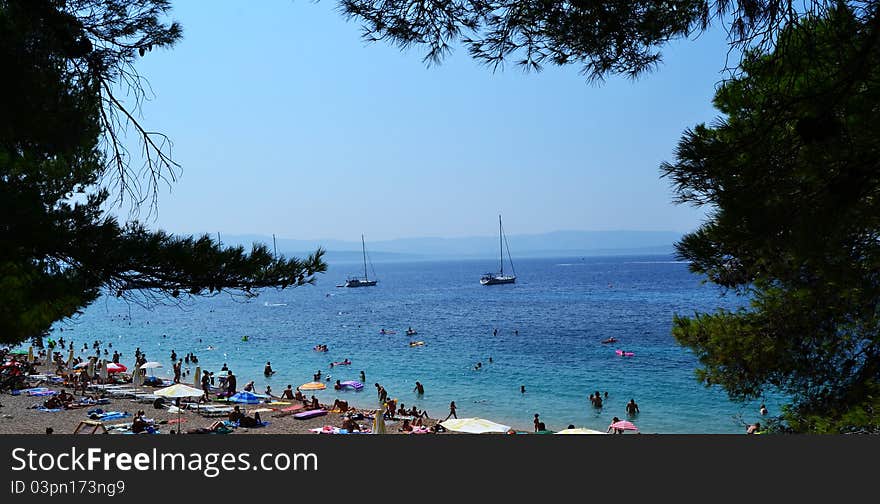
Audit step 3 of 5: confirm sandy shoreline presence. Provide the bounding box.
[0,361,450,435]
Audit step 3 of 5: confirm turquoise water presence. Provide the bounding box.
[39,255,782,433]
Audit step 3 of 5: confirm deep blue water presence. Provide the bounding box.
[40,254,782,433]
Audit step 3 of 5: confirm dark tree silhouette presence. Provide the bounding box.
[0,0,325,345]
[662,6,880,433]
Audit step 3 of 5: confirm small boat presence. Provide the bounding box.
[601,337,618,344]
[338,235,378,288]
[481,214,517,285]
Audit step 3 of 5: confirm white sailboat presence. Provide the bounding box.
[481,215,517,285]
[339,235,378,288]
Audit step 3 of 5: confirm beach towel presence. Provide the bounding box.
[122,427,160,435]
[224,420,269,429]
[27,389,56,397]
[88,411,131,421]
[36,406,63,412]
[308,426,370,434]
[186,425,233,435]
[19,387,48,394]
[309,426,341,434]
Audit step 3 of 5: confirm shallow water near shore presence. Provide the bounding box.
[38,254,782,433]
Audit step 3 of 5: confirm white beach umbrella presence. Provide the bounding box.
[140,361,162,378]
[155,384,204,433]
[155,383,204,398]
[440,418,511,434]
[555,428,607,435]
[193,366,201,388]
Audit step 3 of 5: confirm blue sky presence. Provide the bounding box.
[120,0,733,241]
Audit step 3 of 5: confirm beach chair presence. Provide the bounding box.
[132,393,161,403]
[106,388,138,398]
[198,406,234,417]
[73,420,108,434]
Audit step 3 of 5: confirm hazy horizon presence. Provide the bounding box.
[205,229,682,262]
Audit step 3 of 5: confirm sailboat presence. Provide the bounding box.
[339,235,378,288]
[480,214,517,285]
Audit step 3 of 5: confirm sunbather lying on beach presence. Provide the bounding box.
[132,410,152,434]
[228,405,263,428]
[342,416,361,432]
[399,419,413,432]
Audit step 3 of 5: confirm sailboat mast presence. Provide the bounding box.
[499,214,503,275]
[362,234,368,280]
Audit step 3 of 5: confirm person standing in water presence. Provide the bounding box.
[626,399,640,416]
[413,381,424,395]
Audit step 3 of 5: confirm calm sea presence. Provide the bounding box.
[40,254,782,433]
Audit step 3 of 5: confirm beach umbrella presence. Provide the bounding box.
[66,349,74,371]
[27,347,34,363]
[74,361,89,369]
[372,411,386,434]
[86,359,95,379]
[193,366,201,388]
[155,384,204,433]
[140,362,162,377]
[299,381,326,391]
[440,418,511,434]
[228,391,264,404]
[106,363,127,374]
[555,428,607,435]
[609,420,639,433]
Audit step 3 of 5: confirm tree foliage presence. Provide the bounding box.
[661,6,880,432]
[337,1,878,81]
[1,0,326,346]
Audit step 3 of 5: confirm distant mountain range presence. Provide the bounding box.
[209,230,683,263]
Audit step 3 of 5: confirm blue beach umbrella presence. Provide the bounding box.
[228,391,264,404]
